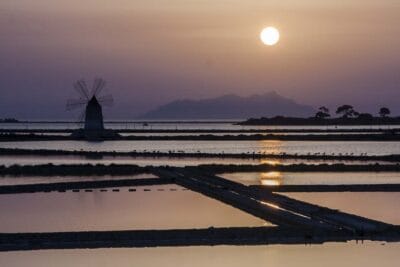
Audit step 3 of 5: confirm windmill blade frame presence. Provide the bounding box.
[91,78,107,98]
[67,77,114,131]
[66,98,88,111]
[76,109,86,128]
[73,80,90,100]
[97,94,114,107]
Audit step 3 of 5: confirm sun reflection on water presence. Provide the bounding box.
[260,201,281,210]
[259,140,283,154]
[258,140,284,186]
[259,140,283,166]
[260,171,283,186]
[259,159,281,166]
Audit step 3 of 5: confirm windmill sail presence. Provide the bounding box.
[66,78,115,140]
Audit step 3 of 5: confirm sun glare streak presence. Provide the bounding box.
[260,201,281,210]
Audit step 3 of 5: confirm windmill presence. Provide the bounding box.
[66,78,115,139]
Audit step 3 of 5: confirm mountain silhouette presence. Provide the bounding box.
[139,92,314,119]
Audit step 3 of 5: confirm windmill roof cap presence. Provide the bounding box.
[89,96,100,106]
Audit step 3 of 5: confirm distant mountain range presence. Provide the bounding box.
[138,92,314,119]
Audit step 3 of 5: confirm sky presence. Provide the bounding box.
[0,0,400,119]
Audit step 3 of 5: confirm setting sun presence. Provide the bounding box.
[260,27,280,46]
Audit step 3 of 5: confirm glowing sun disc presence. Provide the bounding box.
[260,27,280,46]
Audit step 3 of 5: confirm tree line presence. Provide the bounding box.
[315,105,391,119]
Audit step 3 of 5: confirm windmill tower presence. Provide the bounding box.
[85,95,104,131]
[67,78,115,140]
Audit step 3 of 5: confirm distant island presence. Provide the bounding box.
[0,118,19,123]
[241,105,400,125]
[139,92,314,119]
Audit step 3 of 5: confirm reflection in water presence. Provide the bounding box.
[259,140,282,167]
[261,201,281,210]
[258,140,282,185]
[221,172,400,186]
[259,140,283,155]
[260,172,282,186]
[259,159,281,166]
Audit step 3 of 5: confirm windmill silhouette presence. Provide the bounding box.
[66,78,116,140]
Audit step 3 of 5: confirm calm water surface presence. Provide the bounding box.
[1,123,399,266]
[1,140,399,155]
[285,192,400,225]
[0,243,399,267]
[0,174,156,186]
[220,172,400,186]
[0,186,267,233]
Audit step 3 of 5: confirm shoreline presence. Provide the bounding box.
[1,133,400,141]
[1,179,400,194]
[1,128,399,133]
[1,147,400,162]
[2,163,400,176]
[3,226,400,252]
[240,117,400,126]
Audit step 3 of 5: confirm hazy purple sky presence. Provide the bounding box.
[1,0,400,119]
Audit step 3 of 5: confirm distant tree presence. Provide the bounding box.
[315,106,330,119]
[379,107,391,118]
[319,106,329,113]
[315,111,328,119]
[336,105,357,118]
[357,113,373,120]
